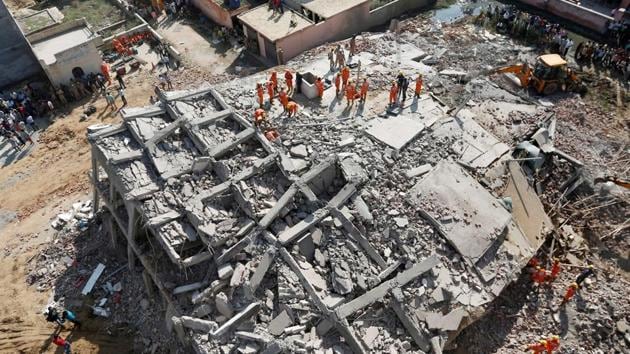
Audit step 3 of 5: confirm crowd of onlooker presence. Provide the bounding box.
[476,5,629,79]
[0,88,49,152]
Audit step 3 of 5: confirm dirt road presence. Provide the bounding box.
[0,76,155,353]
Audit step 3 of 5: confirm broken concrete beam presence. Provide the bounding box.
[334,319,367,354]
[235,331,270,344]
[209,128,256,158]
[210,302,261,338]
[217,263,234,280]
[431,336,443,354]
[297,183,318,202]
[193,109,232,126]
[173,282,208,295]
[405,164,432,179]
[120,105,165,120]
[145,117,184,147]
[377,260,402,282]
[181,251,213,267]
[215,230,259,265]
[552,149,584,167]
[109,150,144,165]
[352,196,373,223]
[330,208,387,269]
[259,185,298,228]
[278,208,331,245]
[327,183,357,208]
[249,248,276,292]
[278,248,327,311]
[180,316,216,332]
[147,211,182,228]
[390,288,431,352]
[299,158,335,184]
[336,255,440,319]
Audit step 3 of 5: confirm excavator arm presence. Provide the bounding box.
[493,64,533,88]
[594,176,630,189]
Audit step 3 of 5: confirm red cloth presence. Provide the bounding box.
[53,337,67,347]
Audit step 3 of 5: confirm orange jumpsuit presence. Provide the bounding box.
[267,81,274,103]
[264,129,279,142]
[287,101,298,117]
[101,62,111,85]
[544,338,560,353]
[270,71,278,90]
[549,260,561,280]
[256,85,264,107]
[335,74,341,95]
[389,84,398,105]
[562,285,577,304]
[532,267,546,284]
[315,79,324,98]
[360,80,369,101]
[341,67,350,87]
[284,70,293,92]
[254,109,266,126]
[415,77,423,97]
[527,340,547,354]
[346,85,356,105]
[279,90,289,110]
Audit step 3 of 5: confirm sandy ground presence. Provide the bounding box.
[0,69,155,353]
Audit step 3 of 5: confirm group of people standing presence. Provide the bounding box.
[0,89,49,153]
[388,72,424,108]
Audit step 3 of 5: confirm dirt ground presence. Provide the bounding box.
[0,70,155,353]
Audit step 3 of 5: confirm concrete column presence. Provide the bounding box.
[106,214,119,249]
[91,151,100,214]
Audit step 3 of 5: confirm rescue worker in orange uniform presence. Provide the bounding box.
[360,78,369,102]
[101,61,112,85]
[315,77,324,99]
[264,128,280,142]
[267,81,275,104]
[341,66,350,89]
[284,70,293,93]
[253,108,267,127]
[548,258,561,282]
[561,283,579,305]
[414,74,423,98]
[279,88,289,111]
[525,339,547,354]
[544,335,560,353]
[270,71,278,91]
[334,73,341,97]
[256,83,264,107]
[389,82,398,106]
[287,101,298,117]
[345,81,356,106]
[532,266,547,284]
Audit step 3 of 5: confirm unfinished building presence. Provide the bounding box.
[88,82,553,353]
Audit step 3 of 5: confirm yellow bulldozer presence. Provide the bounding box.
[494,54,587,96]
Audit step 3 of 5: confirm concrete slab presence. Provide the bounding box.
[365,114,425,151]
[408,161,511,264]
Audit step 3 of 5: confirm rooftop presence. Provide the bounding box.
[31,26,95,65]
[238,5,313,42]
[301,0,368,19]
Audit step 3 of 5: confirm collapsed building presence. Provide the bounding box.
[87,73,560,353]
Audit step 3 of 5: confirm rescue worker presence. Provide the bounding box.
[544,335,560,353]
[287,101,298,117]
[341,66,350,89]
[284,70,294,93]
[270,71,278,91]
[44,306,63,326]
[256,83,264,107]
[525,339,547,354]
[389,82,398,106]
[415,74,423,98]
[401,76,409,103]
[100,61,112,85]
[335,73,341,97]
[264,128,280,142]
[279,88,289,111]
[561,282,579,305]
[576,265,594,286]
[532,266,546,284]
[360,78,369,102]
[315,77,324,99]
[328,48,335,70]
[396,72,406,100]
[267,81,275,104]
[254,108,267,127]
[548,258,561,282]
[345,81,356,106]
